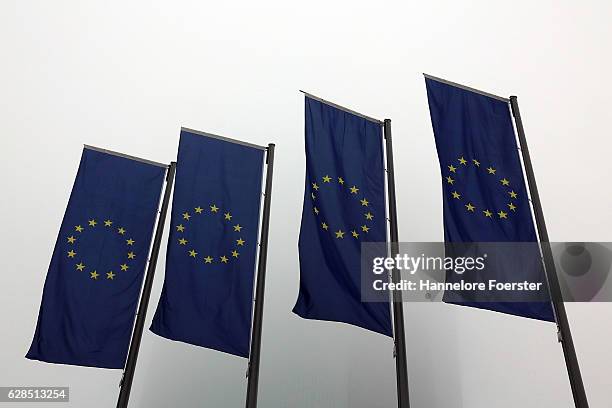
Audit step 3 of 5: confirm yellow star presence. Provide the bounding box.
[117,227,126,235]
[473,159,480,167]
[90,271,99,280]
[335,230,345,239]
[500,178,510,186]
[360,198,369,206]
[120,263,129,271]
[234,224,243,232]
[126,238,135,246]
[483,209,493,218]
[107,271,115,280]
[487,167,496,175]
[313,207,319,215]
[321,222,329,230]
[458,157,467,165]
[236,238,245,246]
[312,182,319,191]
[183,212,191,220]
[67,250,76,258]
[176,224,185,232]
[104,220,113,227]
[351,230,359,238]
[361,225,370,233]
[194,206,204,214]
[349,186,359,194]
[88,219,97,227]
[498,211,508,219]
[75,225,84,233]
[127,251,136,259]
[67,236,76,244]
[75,262,85,271]
[210,204,219,213]
[365,212,374,220]
[465,203,475,212]
[509,191,518,199]
[232,250,239,258]
[224,212,232,220]
[338,177,345,185]
[322,175,332,183]
[508,203,517,211]
[311,192,316,200]
[188,250,197,258]
[178,238,187,245]
[446,176,455,185]
[204,256,213,264]
[448,165,457,173]
[220,255,229,263]
[451,191,461,199]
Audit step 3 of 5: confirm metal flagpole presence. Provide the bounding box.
[383,119,411,408]
[245,144,276,408]
[509,96,589,408]
[116,161,177,408]
[299,90,410,407]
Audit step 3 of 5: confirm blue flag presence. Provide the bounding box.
[293,96,392,336]
[425,77,554,321]
[150,129,265,358]
[26,146,166,368]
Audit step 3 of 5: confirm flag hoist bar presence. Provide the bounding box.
[299,90,412,408]
[424,73,589,408]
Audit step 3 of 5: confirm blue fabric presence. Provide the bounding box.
[26,148,166,368]
[426,77,554,322]
[293,96,392,337]
[150,130,264,358]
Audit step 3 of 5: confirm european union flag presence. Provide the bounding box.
[293,96,392,336]
[26,146,166,368]
[150,128,265,357]
[425,76,554,321]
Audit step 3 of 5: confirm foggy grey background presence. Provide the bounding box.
[1,1,611,407]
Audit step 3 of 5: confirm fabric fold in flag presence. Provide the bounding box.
[26,147,166,368]
[293,96,392,337]
[150,129,265,358]
[425,77,554,321]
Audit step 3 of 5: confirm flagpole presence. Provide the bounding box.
[383,119,411,408]
[245,144,275,408]
[509,97,589,408]
[116,161,177,408]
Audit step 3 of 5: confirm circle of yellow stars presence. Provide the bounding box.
[311,174,374,240]
[175,203,246,266]
[445,156,520,220]
[67,218,136,281]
